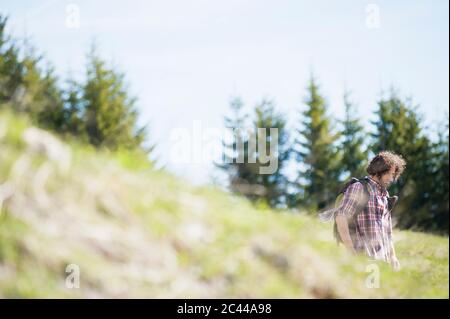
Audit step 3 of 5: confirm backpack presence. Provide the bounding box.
[333,177,370,244]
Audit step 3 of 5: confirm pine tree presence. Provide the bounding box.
[249,99,290,207]
[293,76,341,210]
[218,97,290,207]
[411,119,449,233]
[340,90,368,179]
[0,15,154,157]
[61,77,85,137]
[0,15,65,132]
[371,90,429,192]
[217,96,253,195]
[35,65,66,132]
[370,89,435,230]
[0,15,23,105]
[11,42,66,132]
[82,46,148,152]
[218,96,270,203]
[430,120,449,233]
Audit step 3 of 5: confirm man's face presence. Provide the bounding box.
[381,166,396,188]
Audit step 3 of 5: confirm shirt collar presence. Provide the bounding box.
[366,175,388,195]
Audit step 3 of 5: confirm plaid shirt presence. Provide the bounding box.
[336,176,394,262]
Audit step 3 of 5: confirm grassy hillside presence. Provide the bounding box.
[0,111,448,298]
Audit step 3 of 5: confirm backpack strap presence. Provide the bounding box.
[387,195,398,213]
[355,177,371,215]
[338,177,360,195]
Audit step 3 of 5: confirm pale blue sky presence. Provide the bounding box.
[1,0,448,185]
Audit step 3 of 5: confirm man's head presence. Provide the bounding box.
[367,151,406,188]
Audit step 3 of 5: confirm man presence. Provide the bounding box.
[335,151,406,270]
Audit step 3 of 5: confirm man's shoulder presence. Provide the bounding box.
[344,180,366,195]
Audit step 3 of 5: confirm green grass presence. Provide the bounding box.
[0,110,448,298]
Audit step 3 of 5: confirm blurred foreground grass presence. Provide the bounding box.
[0,111,448,298]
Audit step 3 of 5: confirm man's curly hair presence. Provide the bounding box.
[367,151,406,181]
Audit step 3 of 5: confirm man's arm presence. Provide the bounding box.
[389,241,400,270]
[387,213,401,270]
[335,215,356,253]
[335,182,365,253]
